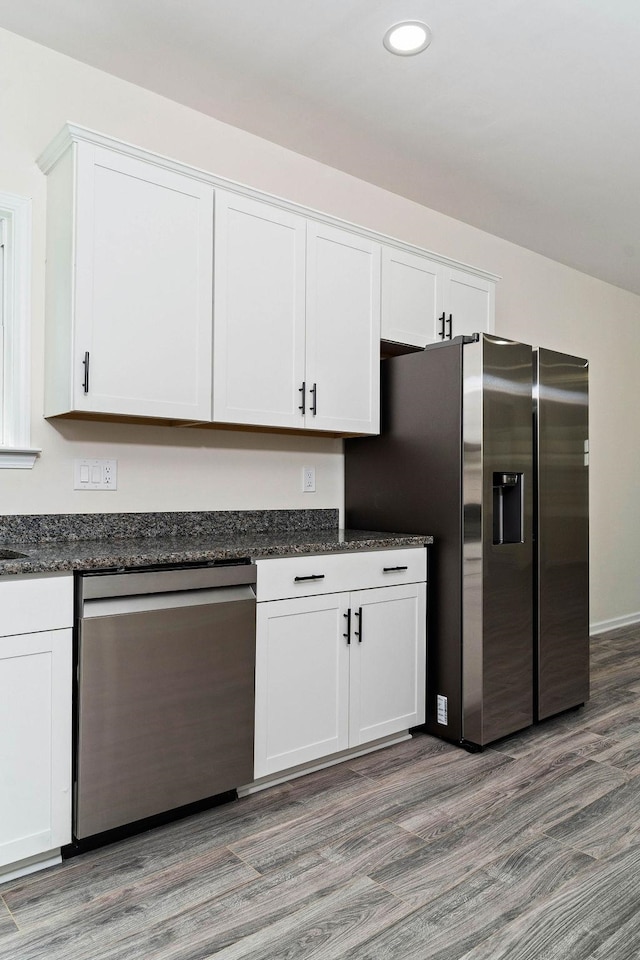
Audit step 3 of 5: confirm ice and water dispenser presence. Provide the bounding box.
[493,472,524,545]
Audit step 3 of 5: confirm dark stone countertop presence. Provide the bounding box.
[0,510,432,576]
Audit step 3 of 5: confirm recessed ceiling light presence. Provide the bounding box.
[383,20,432,56]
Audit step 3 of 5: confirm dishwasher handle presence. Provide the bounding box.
[82,584,256,619]
[78,562,256,602]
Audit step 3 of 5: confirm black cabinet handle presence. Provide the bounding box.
[446,314,453,340]
[294,574,325,582]
[298,381,306,415]
[383,565,408,572]
[82,351,90,394]
[343,609,351,645]
[354,606,363,642]
[438,312,446,340]
[310,382,317,416]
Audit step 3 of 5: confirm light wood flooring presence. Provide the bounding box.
[2,625,640,960]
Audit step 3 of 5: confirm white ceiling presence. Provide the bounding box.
[2,0,640,294]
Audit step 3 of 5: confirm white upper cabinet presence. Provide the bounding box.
[43,140,214,421]
[381,245,496,348]
[213,196,381,436]
[437,266,495,341]
[381,247,440,348]
[39,126,497,433]
[305,223,380,435]
[213,192,306,429]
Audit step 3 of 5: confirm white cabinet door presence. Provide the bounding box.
[213,192,307,429]
[437,267,495,341]
[382,251,495,348]
[305,222,380,435]
[0,629,72,870]
[381,247,440,348]
[72,143,214,420]
[254,594,350,778]
[213,201,379,434]
[349,583,426,747]
[254,551,428,780]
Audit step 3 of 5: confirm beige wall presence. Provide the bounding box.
[1,27,638,630]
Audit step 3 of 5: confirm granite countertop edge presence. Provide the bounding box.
[0,530,433,577]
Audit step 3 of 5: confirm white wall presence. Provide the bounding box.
[0,27,638,629]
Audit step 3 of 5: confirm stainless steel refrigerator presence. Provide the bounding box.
[345,333,589,749]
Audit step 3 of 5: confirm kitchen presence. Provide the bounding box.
[0,3,640,957]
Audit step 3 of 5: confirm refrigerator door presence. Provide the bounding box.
[535,348,589,720]
[462,335,534,746]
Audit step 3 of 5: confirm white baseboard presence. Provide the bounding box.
[0,850,61,884]
[590,611,640,635]
[238,731,412,796]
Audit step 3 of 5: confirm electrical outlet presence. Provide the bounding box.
[302,466,316,493]
[74,459,118,491]
[102,460,117,489]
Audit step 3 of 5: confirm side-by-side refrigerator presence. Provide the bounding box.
[345,333,589,750]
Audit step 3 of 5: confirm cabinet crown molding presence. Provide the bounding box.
[37,123,500,284]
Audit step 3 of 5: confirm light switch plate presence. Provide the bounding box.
[74,459,118,490]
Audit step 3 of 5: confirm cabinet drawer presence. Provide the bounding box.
[0,574,73,637]
[256,548,426,601]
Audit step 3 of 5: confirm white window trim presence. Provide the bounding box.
[0,191,40,468]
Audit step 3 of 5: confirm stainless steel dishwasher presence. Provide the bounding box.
[74,561,256,841]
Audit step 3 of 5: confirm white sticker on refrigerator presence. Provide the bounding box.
[437,695,448,725]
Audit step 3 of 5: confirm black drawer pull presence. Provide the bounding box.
[354,606,363,642]
[343,609,351,645]
[82,351,90,394]
[383,566,408,572]
[294,574,325,582]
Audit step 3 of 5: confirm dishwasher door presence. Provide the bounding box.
[75,565,256,840]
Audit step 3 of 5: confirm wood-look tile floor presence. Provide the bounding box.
[2,625,640,960]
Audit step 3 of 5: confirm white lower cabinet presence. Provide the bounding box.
[348,584,426,747]
[0,576,73,876]
[254,551,426,780]
[255,593,350,776]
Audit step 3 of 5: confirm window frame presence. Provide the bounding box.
[0,191,39,468]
